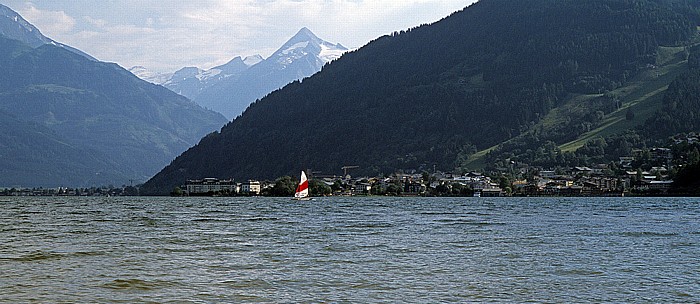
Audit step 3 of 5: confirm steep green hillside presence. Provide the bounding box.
[143,0,700,194]
[0,37,227,187]
[644,44,700,135]
[465,45,693,169]
[560,47,689,151]
[0,110,128,187]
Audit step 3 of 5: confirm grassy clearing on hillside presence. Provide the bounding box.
[464,46,690,169]
[559,46,688,152]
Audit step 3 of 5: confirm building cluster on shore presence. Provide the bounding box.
[183,178,260,196]
[182,172,505,197]
[182,144,685,197]
[508,146,681,196]
[2,137,693,197]
[0,186,138,197]
[179,167,664,197]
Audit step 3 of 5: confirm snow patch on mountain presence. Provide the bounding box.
[282,41,311,55]
[128,66,173,85]
[197,69,221,81]
[243,55,264,66]
[319,43,347,63]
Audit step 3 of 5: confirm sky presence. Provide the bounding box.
[1,0,478,73]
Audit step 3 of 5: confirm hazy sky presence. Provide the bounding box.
[2,0,478,72]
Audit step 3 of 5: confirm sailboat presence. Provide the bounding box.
[293,171,312,200]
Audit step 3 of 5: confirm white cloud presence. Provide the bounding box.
[83,16,107,28]
[19,4,76,34]
[10,0,476,73]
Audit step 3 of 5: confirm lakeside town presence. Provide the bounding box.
[3,135,698,198]
[177,165,667,198]
[0,165,668,198]
[149,134,700,197]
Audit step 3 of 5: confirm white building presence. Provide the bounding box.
[240,180,261,195]
[185,178,238,195]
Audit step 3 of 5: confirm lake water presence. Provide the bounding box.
[0,196,698,303]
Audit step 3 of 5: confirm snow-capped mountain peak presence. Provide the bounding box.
[131,27,349,119]
[189,27,350,119]
[285,27,322,46]
[271,27,349,68]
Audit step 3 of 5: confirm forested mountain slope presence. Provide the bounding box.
[0,109,126,187]
[0,37,227,187]
[143,0,700,194]
[471,44,696,170]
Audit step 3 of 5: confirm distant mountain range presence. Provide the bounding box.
[0,4,227,187]
[131,27,347,119]
[130,55,263,102]
[142,0,700,195]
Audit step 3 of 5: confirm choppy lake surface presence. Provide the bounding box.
[0,196,698,303]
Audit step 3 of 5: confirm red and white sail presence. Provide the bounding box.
[294,171,309,199]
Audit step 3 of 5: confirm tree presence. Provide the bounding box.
[266,176,296,197]
[331,180,345,192]
[123,186,139,196]
[636,169,644,182]
[171,186,184,197]
[370,184,386,196]
[451,183,465,196]
[309,179,332,196]
[421,171,433,188]
[434,183,450,196]
[385,183,402,196]
[689,147,700,165]
[672,161,700,194]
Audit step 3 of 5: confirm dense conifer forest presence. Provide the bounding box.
[143,0,700,194]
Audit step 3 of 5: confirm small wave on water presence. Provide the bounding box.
[220,278,274,289]
[72,250,104,257]
[621,231,679,237]
[419,211,460,216]
[101,278,177,291]
[5,250,65,262]
[553,268,606,277]
[242,216,281,222]
[191,217,230,222]
[434,218,505,226]
[2,250,105,262]
[131,216,159,227]
[673,291,694,298]
[341,222,394,229]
